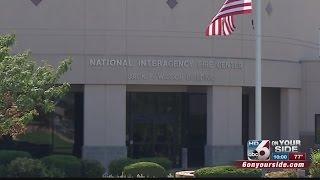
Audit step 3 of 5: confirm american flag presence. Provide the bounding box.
[206,0,253,36]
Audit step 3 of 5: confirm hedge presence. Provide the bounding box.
[108,157,172,176]
[265,170,297,178]
[81,159,105,178]
[0,150,32,166]
[194,166,262,178]
[108,158,137,176]
[123,162,166,178]
[310,150,320,177]
[6,158,48,177]
[138,157,172,170]
[41,155,82,177]
[0,154,106,178]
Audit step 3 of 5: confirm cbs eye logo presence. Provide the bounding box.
[247,140,270,161]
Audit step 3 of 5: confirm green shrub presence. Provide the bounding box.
[46,167,65,178]
[138,157,172,170]
[123,162,166,178]
[81,159,105,178]
[108,158,137,176]
[265,170,297,178]
[310,150,320,177]
[6,158,49,177]
[108,157,172,176]
[310,164,320,178]
[194,166,262,178]
[41,155,81,177]
[0,150,32,165]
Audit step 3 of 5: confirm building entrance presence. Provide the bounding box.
[126,92,206,168]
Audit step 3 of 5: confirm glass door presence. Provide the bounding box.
[126,92,184,167]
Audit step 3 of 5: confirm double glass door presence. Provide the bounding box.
[126,92,206,167]
[126,93,184,166]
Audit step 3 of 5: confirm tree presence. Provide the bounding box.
[0,34,72,137]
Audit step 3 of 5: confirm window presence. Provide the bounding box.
[315,114,320,144]
[0,90,84,158]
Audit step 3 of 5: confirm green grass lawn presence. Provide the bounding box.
[16,131,73,153]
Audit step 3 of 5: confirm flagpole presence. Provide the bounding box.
[255,0,262,140]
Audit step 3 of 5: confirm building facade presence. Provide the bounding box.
[1,0,320,169]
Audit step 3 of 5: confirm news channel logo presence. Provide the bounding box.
[247,140,271,160]
[247,140,303,161]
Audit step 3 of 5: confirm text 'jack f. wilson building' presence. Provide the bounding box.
[1,0,320,170]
